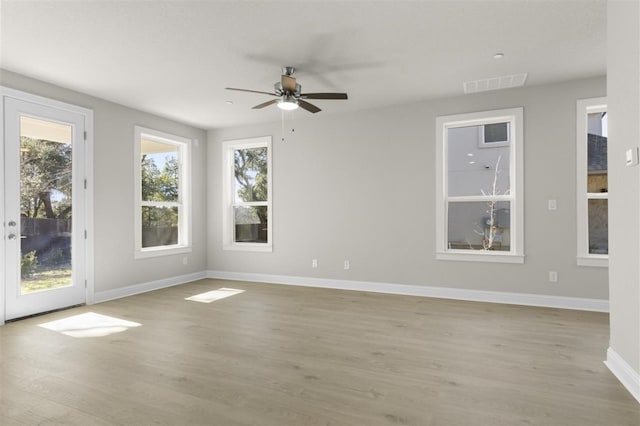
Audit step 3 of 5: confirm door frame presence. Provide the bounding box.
[0,87,94,325]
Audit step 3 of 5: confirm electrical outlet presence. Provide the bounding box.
[182,256,188,265]
[549,271,558,282]
[311,259,318,268]
[344,260,350,270]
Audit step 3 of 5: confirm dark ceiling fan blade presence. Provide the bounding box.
[281,75,297,92]
[226,87,277,96]
[300,93,348,100]
[298,99,321,113]
[252,99,280,109]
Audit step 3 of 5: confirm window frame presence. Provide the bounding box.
[576,97,608,267]
[222,136,273,252]
[435,107,524,263]
[134,125,192,259]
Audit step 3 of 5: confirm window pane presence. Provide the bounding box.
[587,112,607,193]
[141,140,179,202]
[234,205,268,243]
[484,122,509,144]
[234,147,268,202]
[447,201,511,251]
[142,206,178,248]
[19,119,73,294]
[448,126,510,197]
[588,199,608,254]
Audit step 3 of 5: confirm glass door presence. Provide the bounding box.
[4,96,87,320]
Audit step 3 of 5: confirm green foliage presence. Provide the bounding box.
[21,251,38,278]
[234,147,268,224]
[141,153,180,229]
[45,248,66,266]
[20,137,72,219]
[141,155,179,202]
[234,147,267,202]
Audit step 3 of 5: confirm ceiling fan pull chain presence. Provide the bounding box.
[281,110,285,141]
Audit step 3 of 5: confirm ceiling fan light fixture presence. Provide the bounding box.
[277,95,299,111]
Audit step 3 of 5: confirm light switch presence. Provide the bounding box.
[626,148,638,166]
[548,199,557,210]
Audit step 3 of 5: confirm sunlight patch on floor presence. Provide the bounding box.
[38,312,141,338]
[185,287,245,303]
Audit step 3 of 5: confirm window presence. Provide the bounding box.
[479,122,510,147]
[577,98,608,267]
[134,126,191,258]
[435,108,524,263]
[222,136,272,251]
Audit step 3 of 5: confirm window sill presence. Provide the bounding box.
[135,245,192,259]
[436,251,525,264]
[224,243,273,253]
[577,255,608,267]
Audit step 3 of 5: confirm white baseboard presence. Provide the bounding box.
[605,347,640,403]
[93,271,207,304]
[205,270,609,312]
[89,268,609,312]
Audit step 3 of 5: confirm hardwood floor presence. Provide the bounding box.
[1,279,638,425]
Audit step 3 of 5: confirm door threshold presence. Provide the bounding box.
[6,304,85,323]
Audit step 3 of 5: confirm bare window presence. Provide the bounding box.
[134,126,191,258]
[436,108,524,263]
[222,137,272,251]
[577,98,608,266]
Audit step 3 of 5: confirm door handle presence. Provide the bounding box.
[7,234,17,240]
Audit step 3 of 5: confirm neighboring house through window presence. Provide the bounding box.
[435,107,524,263]
[222,136,272,252]
[134,126,191,258]
[577,97,608,267]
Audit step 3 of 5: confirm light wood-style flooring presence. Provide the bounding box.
[1,279,638,425]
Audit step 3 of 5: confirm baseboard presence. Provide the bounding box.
[205,270,609,312]
[605,347,640,403]
[93,271,207,304]
[90,269,609,312]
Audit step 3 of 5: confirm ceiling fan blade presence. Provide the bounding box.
[252,99,279,109]
[300,93,348,100]
[298,99,321,113]
[226,87,277,96]
[281,75,297,93]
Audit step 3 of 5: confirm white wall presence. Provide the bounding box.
[208,77,608,300]
[1,70,208,295]
[606,0,640,399]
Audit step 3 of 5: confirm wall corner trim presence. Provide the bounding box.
[206,270,609,312]
[92,271,207,304]
[605,347,640,403]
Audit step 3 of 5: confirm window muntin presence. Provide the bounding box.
[134,126,191,258]
[223,137,272,251]
[577,98,608,266]
[436,108,524,263]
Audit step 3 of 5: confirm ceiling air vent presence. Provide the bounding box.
[463,73,528,94]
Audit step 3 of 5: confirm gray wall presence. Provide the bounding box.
[208,76,608,300]
[1,69,208,294]
[607,1,640,377]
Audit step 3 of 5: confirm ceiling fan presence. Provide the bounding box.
[225,66,348,113]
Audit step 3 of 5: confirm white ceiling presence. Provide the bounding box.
[0,0,606,130]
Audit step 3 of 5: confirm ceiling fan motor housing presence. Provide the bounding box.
[274,82,302,97]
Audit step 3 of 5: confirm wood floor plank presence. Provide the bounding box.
[1,278,638,425]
